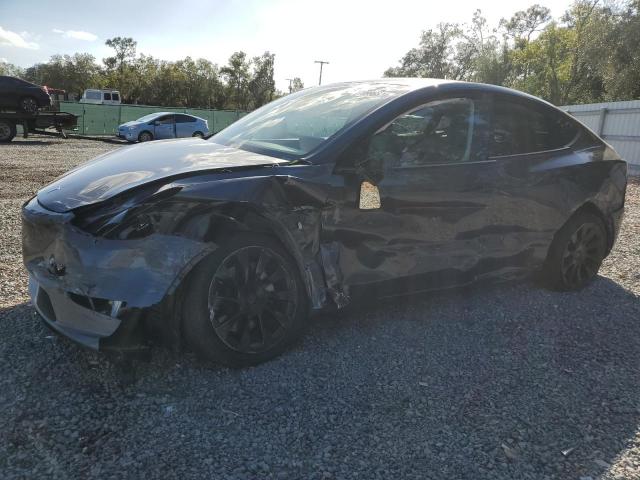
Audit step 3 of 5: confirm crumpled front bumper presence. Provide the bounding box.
[22,196,212,350]
[29,275,122,349]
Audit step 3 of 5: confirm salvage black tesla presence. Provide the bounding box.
[22,79,627,366]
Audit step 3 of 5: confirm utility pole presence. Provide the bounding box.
[285,78,293,93]
[314,60,329,85]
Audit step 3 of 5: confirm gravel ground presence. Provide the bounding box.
[1,135,639,480]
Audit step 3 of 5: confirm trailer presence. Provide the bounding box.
[0,110,78,142]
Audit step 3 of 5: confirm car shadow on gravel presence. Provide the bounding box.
[305,276,640,477]
[1,276,639,479]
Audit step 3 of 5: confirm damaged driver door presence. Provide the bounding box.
[325,94,510,297]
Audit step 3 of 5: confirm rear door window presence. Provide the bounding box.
[103,92,112,101]
[489,97,579,157]
[176,114,196,123]
[156,115,174,125]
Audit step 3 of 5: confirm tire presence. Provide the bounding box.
[543,211,608,291]
[192,131,204,138]
[138,131,153,142]
[19,96,38,114]
[0,120,16,142]
[182,233,309,367]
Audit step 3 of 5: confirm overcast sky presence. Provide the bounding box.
[1,0,573,91]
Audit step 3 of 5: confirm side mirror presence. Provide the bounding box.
[359,181,381,210]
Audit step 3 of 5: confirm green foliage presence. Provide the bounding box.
[291,77,304,92]
[0,60,23,77]
[249,52,276,108]
[384,0,640,104]
[104,37,137,74]
[12,38,279,110]
[220,51,251,110]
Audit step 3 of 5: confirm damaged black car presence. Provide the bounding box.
[22,79,627,366]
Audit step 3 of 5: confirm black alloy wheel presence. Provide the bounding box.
[208,246,299,354]
[559,222,607,289]
[544,211,607,291]
[183,234,308,366]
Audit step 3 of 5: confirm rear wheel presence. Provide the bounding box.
[182,233,308,367]
[0,120,16,142]
[19,96,38,114]
[138,131,153,142]
[543,212,607,291]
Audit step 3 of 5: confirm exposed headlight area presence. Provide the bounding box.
[71,184,183,240]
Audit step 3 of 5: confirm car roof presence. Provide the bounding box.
[0,75,33,83]
[336,78,556,108]
[141,112,173,118]
[136,112,204,120]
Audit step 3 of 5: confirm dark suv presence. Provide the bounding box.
[0,75,51,113]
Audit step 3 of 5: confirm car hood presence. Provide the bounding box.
[37,138,285,213]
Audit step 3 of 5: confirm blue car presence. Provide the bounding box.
[117,112,209,143]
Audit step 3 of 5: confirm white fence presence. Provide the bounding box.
[560,100,640,175]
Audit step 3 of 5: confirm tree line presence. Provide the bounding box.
[1,0,638,108]
[385,0,640,105]
[0,36,305,110]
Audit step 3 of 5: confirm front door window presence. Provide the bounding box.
[354,97,479,185]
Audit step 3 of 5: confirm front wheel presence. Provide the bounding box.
[543,212,608,291]
[0,120,16,142]
[182,233,309,367]
[138,131,153,142]
[192,131,204,138]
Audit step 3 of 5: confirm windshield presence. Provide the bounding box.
[210,82,414,159]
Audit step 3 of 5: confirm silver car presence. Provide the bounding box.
[117,112,209,143]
